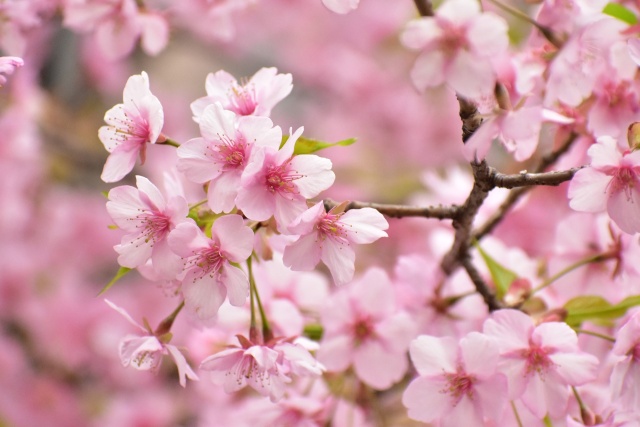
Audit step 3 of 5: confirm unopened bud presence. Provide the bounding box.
[627,122,640,150]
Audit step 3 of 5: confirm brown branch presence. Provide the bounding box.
[490,166,583,189]
[473,133,578,240]
[460,256,502,311]
[413,0,433,17]
[440,160,494,275]
[323,199,461,220]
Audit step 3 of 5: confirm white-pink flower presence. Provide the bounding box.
[106,175,188,279]
[237,127,335,232]
[0,56,23,87]
[64,0,169,60]
[317,268,417,390]
[191,67,292,120]
[167,215,254,321]
[611,312,640,411]
[177,102,282,213]
[400,0,508,99]
[283,201,388,285]
[200,335,325,402]
[568,136,640,234]
[105,300,198,387]
[402,333,508,426]
[483,309,599,419]
[99,71,164,182]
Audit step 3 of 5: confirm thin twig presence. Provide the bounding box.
[490,166,583,189]
[323,199,461,220]
[413,0,433,16]
[460,256,502,311]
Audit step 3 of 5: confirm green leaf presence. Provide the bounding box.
[603,3,638,24]
[280,135,357,155]
[564,295,640,327]
[303,323,324,341]
[98,266,131,296]
[474,243,518,300]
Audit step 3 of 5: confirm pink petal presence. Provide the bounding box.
[107,185,145,228]
[607,183,640,234]
[483,309,532,351]
[276,127,303,165]
[208,171,240,213]
[410,50,446,91]
[353,339,408,389]
[567,168,610,213]
[289,155,335,198]
[628,38,640,66]
[211,214,253,262]
[520,371,568,419]
[287,201,325,235]
[135,175,165,210]
[409,335,457,376]
[321,238,356,285]
[549,352,598,385]
[177,137,222,183]
[437,0,479,22]
[322,0,359,14]
[532,322,578,351]
[139,13,169,56]
[588,136,623,168]
[317,335,353,372]
[283,233,322,271]
[467,13,509,56]
[101,148,138,183]
[473,374,508,422]
[460,332,499,376]
[182,274,226,320]
[441,396,483,427]
[341,208,388,244]
[376,312,417,350]
[104,299,146,332]
[274,196,308,233]
[115,236,153,268]
[199,103,237,142]
[165,344,199,387]
[96,19,138,60]
[463,116,499,162]
[238,116,281,149]
[221,264,249,307]
[448,51,495,99]
[402,376,450,422]
[150,238,182,280]
[353,268,394,316]
[236,183,276,221]
[401,18,442,50]
[167,221,209,257]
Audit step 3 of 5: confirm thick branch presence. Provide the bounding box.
[490,167,582,189]
[323,199,460,220]
[460,256,502,311]
[440,160,494,275]
[473,133,578,240]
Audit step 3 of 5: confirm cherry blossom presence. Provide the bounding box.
[400,0,509,99]
[177,102,282,213]
[316,268,417,389]
[199,335,325,402]
[105,300,198,387]
[568,136,640,234]
[611,311,640,411]
[0,56,22,87]
[64,0,169,60]
[483,309,599,418]
[402,333,508,426]
[283,201,388,285]
[236,127,335,232]
[191,67,292,120]
[99,71,164,183]
[106,175,188,279]
[167,215,254,321]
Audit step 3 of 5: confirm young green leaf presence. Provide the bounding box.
[564,295,640,327]
[603,3,638,24]
[474,242,518,300]
[280,135,357,154]
[98,266,131,296]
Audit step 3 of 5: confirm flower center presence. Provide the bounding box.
[187,244,225,280]
[609,167,638,201]
[229,83,258,116]
[215,134,247,170]
[442,369,475,405]
[317,213,348,244]
[521,344,554,376]
[134,212,171,246]
[265,163,301,195]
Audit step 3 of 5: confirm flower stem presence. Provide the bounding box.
[487,0,563,48]
[511,401,524,427]
[574,328,616,343]
[155,301,185,336]
[532,252,615,294]
[247,257,272,342]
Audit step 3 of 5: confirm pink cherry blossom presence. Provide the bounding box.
[106,175,189,279]
[568,136,640,234]
[611,311,640,411]
[483,309,599,418]
[63,0,169,60]
[400,0,509,99]
[199,335,325,402]
[317,268,417,390]
[177,102,282,213]
[0,56,23,87]
[236,127,335,232]
[105,300,198,387]
[402,333,508,426]
[167,215,254,321]
[322,0,360,14]
[283,201,388,285]
[99,71,164,182]
[191,67,293,120]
